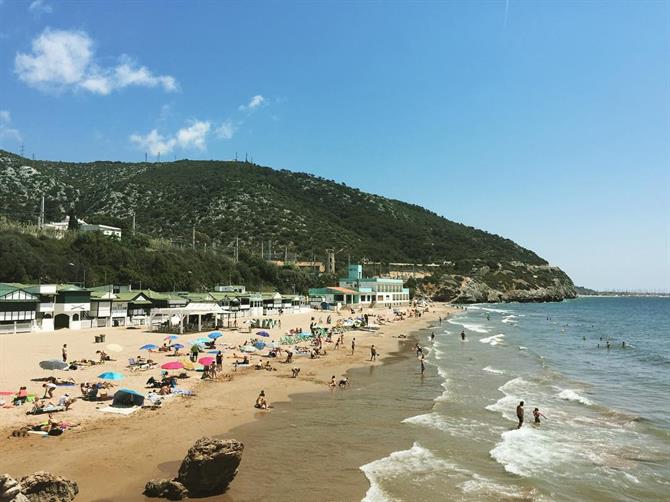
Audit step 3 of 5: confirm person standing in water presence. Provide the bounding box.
[516,401,525,429]
[533,407,546,424]
[370,344,377,362]
[461,331,466,341]
[431,332,435,342]
[420,354,425,374]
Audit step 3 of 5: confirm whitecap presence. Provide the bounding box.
[519,346,528,350]
[447,319,490,333]
[480,334,505,346]
[557,389,593,406]
[482,366,505,375]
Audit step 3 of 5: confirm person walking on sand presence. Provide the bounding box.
[516,401,525,429]
[62,344,68,363]
[351,338,356,355]
[370,345,377,362]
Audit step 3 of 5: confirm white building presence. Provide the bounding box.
[44,216,122,238]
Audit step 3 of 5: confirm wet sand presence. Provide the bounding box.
[0,305,454,501]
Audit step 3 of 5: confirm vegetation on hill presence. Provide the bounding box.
[0,223,333,293]
[0,149,545,265]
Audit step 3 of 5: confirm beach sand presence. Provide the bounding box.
[0,304,454,500]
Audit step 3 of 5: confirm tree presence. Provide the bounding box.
[67,207,80,231]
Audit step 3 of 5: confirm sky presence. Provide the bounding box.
[0,0,668,291]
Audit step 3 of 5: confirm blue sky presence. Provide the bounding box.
[0,1,668,291]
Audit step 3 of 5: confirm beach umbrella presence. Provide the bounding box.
[172,343,185,350]
[105,343,123,353]
[161,361,184,370]
[113,388,145,407]
[164,335,179,341]
[195,337,210,344]
[254,341,266,350]
[0,391,15,396]
[198,356,215,366]
[39,360,68,371]
[140,344,158,351]
[240,345,259,353]
[208,332,223,340]
[98,371,124,381]
[257,331,270,337]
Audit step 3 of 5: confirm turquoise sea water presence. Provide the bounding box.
[362,297,670,501]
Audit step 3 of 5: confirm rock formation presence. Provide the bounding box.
[19,472,78,502]
[0,475,29,502]
[144,437,244,499]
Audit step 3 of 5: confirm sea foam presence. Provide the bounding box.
[480,334,505,346]
[482,366,505,375]
[557,389,593,406]
[360,443,455,502]
[447,319,490,334]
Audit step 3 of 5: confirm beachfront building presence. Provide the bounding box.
[0,283,39,334]
[214,284,246,294]
[308,286,361,310]
[53,285,91,330]
[339,264,410,307]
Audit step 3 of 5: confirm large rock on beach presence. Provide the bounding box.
[143,479,187,500]
[176,437,244,497]
[0,475,29,502]
[18,472,78,502]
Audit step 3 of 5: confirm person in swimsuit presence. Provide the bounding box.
[461,331,466,341]
[516,401,525,429]
[533,407,546,424]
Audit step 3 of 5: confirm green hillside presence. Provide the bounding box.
[0,149,543,265]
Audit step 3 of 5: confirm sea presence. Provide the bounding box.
[220,297,670,502]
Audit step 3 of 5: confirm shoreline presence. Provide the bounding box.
[0,304,455,500]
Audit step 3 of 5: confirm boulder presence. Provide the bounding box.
[0,475,29,502]
[143,479,187,501]
[176,437,243,497]
[19,472,78,502]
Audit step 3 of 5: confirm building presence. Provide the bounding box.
[44,216,122,238]
[339,264,410,306]
[309,264,410,309]
[0,283,39,334]
[214,285,246,294]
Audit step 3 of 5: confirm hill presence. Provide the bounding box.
[0,150,576,302]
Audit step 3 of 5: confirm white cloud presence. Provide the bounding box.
[0,110,22,142]
[215,120,236,140]
[15,28,178,95]
[239,94,265,112]
[29,0,52,15]
[130,120,211,156]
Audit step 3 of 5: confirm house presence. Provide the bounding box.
[214,285,246,294]
[44,216,122,238]
[0,283,39,334]
[261,292,283,314]
[24,283,58,331]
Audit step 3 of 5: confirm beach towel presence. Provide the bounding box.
[97,405,140,415]
[26,405,65,415]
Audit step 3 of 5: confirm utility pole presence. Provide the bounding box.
[39,195,45,228]
[261,241,264,260]
[20,143,24,157]
[235,237,239,263]
[268,240,272,261]
[145,152,148,162]
[284,245,288,263]
[157,152,161,162]
[131,213,136,235]
[192,225,196,250]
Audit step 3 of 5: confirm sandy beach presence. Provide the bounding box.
[0,303,454,500]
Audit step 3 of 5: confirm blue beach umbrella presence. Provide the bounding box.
[98,372,124,381]
[208,332,223,340]
[194,337,210,344]
[113,388,144,407]
[172,343,185,350]
[164,335,179,341]
[140,344,158,350]
[257,331,270,337]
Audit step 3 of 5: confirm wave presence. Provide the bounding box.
[557,389,593,406]
[502,315,519,324]
[360,443,455,502]
[446,319,490,334]
[480,334,505,346]
[519,346,528,350]
[403,412,493,442]
[483,366,505,375]
[435,366,449,402]
[490,427,575,477]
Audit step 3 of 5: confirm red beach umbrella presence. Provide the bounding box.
[161,361,184,370]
